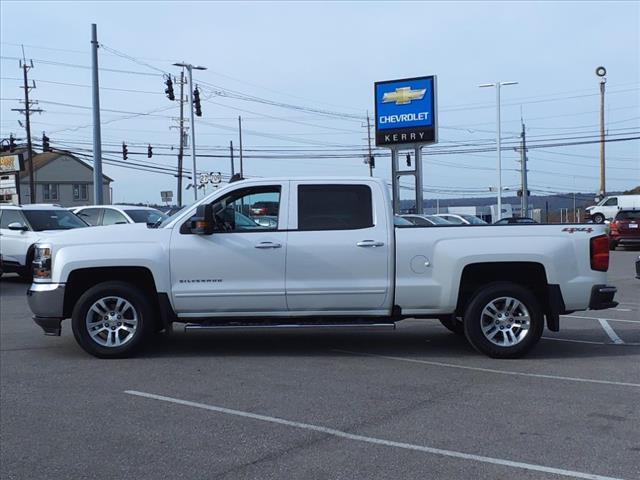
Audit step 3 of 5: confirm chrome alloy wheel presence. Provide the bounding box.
[480,296,531,347]
[85,296,138,348]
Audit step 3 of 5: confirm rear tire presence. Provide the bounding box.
[71,281,155,358]
[463,282,544,358]
[439,315,465,335]
[592,213,605,224]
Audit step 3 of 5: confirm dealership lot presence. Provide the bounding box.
[1,251,638,480]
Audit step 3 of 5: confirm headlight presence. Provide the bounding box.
[33,244,52,281]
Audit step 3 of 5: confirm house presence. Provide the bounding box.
[11,151,113,206]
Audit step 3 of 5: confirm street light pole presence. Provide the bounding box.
[479,80,518,220]
[595,66,607,199]
[173,61,207,201]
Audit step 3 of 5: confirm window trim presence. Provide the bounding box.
[296,184,374,232]
[43,183,59,201]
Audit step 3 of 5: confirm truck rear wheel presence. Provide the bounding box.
[71,281,154,358]
[463,282,543,358]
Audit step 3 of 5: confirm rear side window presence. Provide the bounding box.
[76,208,101,226]
[298,185,373,231]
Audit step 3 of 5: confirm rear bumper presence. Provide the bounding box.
[27,283,65,336]
[588,284,618,310]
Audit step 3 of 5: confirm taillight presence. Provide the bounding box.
[590,235,609,271]
[610,221,619,234]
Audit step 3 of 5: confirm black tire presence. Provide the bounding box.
[592,213,605,224]
[18,249,34,282]
[463,282,544,359]
[439,315,465,335]
[71,281,155,358]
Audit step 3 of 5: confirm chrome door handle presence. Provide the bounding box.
[255,242,282,249]
[356,240,384,247]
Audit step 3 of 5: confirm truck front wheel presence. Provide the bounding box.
[71,281,155,358]
[592,213,605,224]
[463,282,543,358]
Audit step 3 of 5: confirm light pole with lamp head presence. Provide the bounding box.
[173,62,207,201]
[479,81,518,220]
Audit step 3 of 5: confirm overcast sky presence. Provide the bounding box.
[1,1,638,205]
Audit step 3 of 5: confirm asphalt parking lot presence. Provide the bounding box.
[1,251,638,480]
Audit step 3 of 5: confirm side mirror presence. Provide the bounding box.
[190,204,215,235]
[7,222,27,231]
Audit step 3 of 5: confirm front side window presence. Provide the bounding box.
[210,186,281,233]
[124,209,168,226]
[0,210,25,229]
[22,210,87,231]
[76,208,101,226]
[603,197,618,206]
[298,185,373,231]
[102,209,129,225]
[43,184,59,201]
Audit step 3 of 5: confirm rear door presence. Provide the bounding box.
[285,181,392,313]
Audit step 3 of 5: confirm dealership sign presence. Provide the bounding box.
[0,154,24,174]
[374,75,437,147]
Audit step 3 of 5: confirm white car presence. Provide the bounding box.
[433,213,487,225]
[27,177,616,359]
[71,205,167,227]
[0,204,87,279]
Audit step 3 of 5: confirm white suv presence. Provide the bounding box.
[0,204,87,279]
[71,205,167,227]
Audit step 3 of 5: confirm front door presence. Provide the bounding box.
[285,182,392,313]
[0,209,31,266]
[170,183,288,317]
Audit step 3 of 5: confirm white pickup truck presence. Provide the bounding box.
[27,177,617,359]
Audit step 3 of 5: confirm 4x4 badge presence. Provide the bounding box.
[562,227,594,233]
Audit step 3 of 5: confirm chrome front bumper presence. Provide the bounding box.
[27,283,66,336]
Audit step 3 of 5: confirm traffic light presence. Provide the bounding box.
[406,153,411,167]
[147,144,153,158]
[369,155,375,168]
[193,86,202,117]
[164,76,175,101]
[42,132,50,152]
[122,142,128,160]
[9,134,16,152]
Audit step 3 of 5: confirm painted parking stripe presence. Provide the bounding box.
[542,337,606,345]
[125,390,625,480]
[563,315,640,325]
[333,350,640,388]
[597,319,625,344]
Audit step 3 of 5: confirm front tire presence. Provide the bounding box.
[592,213,605,224]
[463,282,544,358]
[71,281,155,358]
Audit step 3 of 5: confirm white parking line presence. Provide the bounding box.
[597,319,625,344]
[125,390,626,480]
[563,315,640,325]
[542,337,606,345]
[612,308,633,312]
[333,350,640,388]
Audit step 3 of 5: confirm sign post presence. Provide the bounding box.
[375,75,437,214]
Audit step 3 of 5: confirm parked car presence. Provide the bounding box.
[609,209,640,250]
[250,201,279,216]
[401,214,453,226]
[72,205,168,227]
[494,217,538,225]
[27,177,617,360]
[585,194,640,224]
[433,213,487,225]
[0,204,87,279]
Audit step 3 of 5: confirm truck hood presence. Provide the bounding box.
[38,223,167,248]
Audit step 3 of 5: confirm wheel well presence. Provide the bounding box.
[456,262,549,316]
[63,267,158,318]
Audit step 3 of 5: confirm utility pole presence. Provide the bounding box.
[177,70,185,207]
[12,52,42,204]
[229,140,235,176]
[366,112,374,177]
[596,66,607,199]
[91,24,104,204]
[519,119,529,217]
[238,116,244,177]
[173,61,207,201]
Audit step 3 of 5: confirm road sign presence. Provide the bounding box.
[209,172,222,184]
[160,190,173,202]
[374,75,437,147]
[0,154,24,174]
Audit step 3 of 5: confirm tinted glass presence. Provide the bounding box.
[124,209,168,225]
[603,198,618,206]
[102,209,129,225]
[298,185,373,231]
[210,186,280,232]
[76,208,101,226]
[615,210,640,220]
[425,215,451,225]
[0,210,24,229]
[22,210,87,231]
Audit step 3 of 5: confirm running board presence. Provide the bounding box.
[184,323,396,332]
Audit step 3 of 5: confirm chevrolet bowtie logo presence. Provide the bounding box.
[382,86,427,105]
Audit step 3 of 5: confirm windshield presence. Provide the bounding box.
[460,214,487,225]
[124,209,168,225]
[23,210,87,231]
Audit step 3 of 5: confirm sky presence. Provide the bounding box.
[1,0,639,205]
